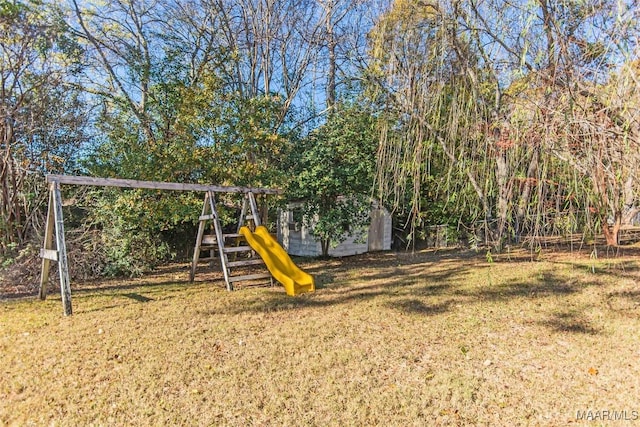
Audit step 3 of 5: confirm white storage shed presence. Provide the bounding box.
[277,202,392,257]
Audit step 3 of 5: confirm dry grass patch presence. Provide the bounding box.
[2,249,640,426]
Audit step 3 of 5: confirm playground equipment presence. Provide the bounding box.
[240,226,314,296]
[189,190,274,289]
[39,175,314,316]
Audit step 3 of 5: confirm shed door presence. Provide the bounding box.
[368,209,385,251]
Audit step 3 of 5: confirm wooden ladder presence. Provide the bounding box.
[189,191,271,290]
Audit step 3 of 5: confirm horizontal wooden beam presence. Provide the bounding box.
[46,175,281,194]
[227,259,265,268]
[228,273,272,283]
[40,248,58,261]
[223,246,253,253]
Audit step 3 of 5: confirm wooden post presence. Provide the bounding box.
[209,192,233,291]
[260,195,269,228]
[237,196,248,231]
[247,192,261,227]
[52,181,72,315]
[190,192,209,283]
[38,187,56,300]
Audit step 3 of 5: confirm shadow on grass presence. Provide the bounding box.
[540,311,602,335]
[312,272,336,290]
[122,293,154,302]
[64,281,204,314]
[215,257,473,316]
[219,251,623,337]
[71,280,209,296]
[456,272,583,301]
[388,298,453,316]
[550,259,640,282]
[20,248,640,337]
[0,290,37,300]
[607,289,640,300]
[605,289,640,318]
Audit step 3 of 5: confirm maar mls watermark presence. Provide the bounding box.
[576,409,639,422]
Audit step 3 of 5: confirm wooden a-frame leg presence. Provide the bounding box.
[208,193,232,291]
[38,187,56,300]
[190,192,209,282]
[248,192,261,227]
[52,182,72,316]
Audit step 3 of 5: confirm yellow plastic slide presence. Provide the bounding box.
[239,226,315,296]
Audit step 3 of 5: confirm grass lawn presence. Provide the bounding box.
[2,248,640,426]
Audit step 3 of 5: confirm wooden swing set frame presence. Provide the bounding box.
[39,174,280,316]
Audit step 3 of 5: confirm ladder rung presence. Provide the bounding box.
[223,246,252,253]
[199,214,216,221]
[199,245,218,250]
[227,259,264,268]
[224,233,242,239]
[228,273,271,283]
[201,235,217,245]
[245,215,255,220]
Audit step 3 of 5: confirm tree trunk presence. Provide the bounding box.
[602,212,622,246]
[321,238,330,257]
[516,146,539,236]
[622,175,638,225]
[495,150,510,246]
[0,121,24,253]
[325,0,336,110]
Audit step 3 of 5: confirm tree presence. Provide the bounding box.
[501,0,640,246]
[317,0,373,110]
[544,66,640,246]
[209,0,326,127]
[288,102,377,256]
[0,0,86,256]
[67,0,299,273]
[368,0,640,248]
[368,0,496,243]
